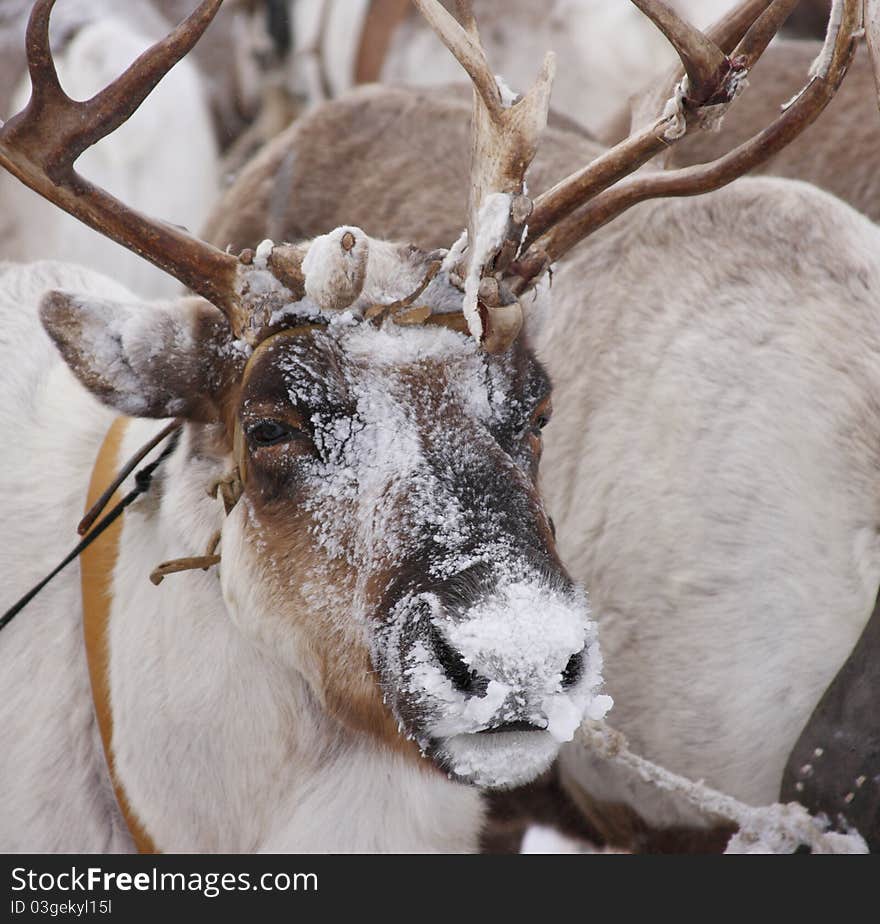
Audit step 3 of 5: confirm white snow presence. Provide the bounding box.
[462,680,510,725]
[442,730,561,789]
[543,690,611,743]
[58,293,197,416]
[725,803,867,854]
[463,192,513,341]
[441,230,468,277]
[495,74,519,108]
[445,579,586,682]
[238,227,468,335]
[810,0,843,79]
[268,300,323,327]
[302,226,369,311]
[254,239,274,267]
[392,569,608,781]
[577,721,869,854]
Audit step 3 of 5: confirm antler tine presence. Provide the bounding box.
[413,0,555,352]
[629,1,730,103]
[0,0,244,327]
[521,0,797,251]
[622,0,795,148]
[22,0,64,110]
[412,0,503,119]
[78,0,225,161]
[736,0,803,68]
[704,0,786,52]
[514,0,859,289]
[649,0,795,98]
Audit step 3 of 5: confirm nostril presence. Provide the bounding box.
[561,649,585,688]
[429,624,489,696]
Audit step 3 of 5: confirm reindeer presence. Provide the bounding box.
[207,0,880,851]
[0,0,866,853]
[0,0,219,298]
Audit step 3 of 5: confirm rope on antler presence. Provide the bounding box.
[575,719,868,854]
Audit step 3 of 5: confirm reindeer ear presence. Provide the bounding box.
[40,292,238,422]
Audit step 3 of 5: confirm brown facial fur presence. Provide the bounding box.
[239,498,420,758]
[234,331,411,751]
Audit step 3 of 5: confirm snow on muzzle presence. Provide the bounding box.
[376,565,613,789]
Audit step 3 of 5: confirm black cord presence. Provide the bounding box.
[0,429,181,633]
[78,420,182,536]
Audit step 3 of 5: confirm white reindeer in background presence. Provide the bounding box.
[0,0,219,297]
[157,1,830,171]
[152,0,297,148]
[0,0,870,853]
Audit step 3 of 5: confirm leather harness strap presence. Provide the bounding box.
[81,417,158,855]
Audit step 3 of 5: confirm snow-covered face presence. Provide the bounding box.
[232,321,611,789]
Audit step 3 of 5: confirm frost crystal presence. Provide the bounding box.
[463,192,513,341]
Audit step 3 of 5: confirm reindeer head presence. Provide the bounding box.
[0,0,860,787]
[224,315,607,787]
[39,232,610,788]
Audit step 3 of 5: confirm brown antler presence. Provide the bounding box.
[511,0,859,286]
[0,1,437,346]
[625,0,800,140]
[0,0,243,325]
[415,0,859,306]
[412,0,814,348]
[629,1,733,102]
[521,0,801,250]
[412,0,555,352]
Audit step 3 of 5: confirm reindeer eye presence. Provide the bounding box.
[529,400,552,436]
[248,421,303,447]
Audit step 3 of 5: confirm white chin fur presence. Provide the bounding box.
[437,730,560,790]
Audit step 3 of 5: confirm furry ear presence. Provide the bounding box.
[40,292,242,422]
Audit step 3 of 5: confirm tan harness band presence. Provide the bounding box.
[81,416,158,854]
